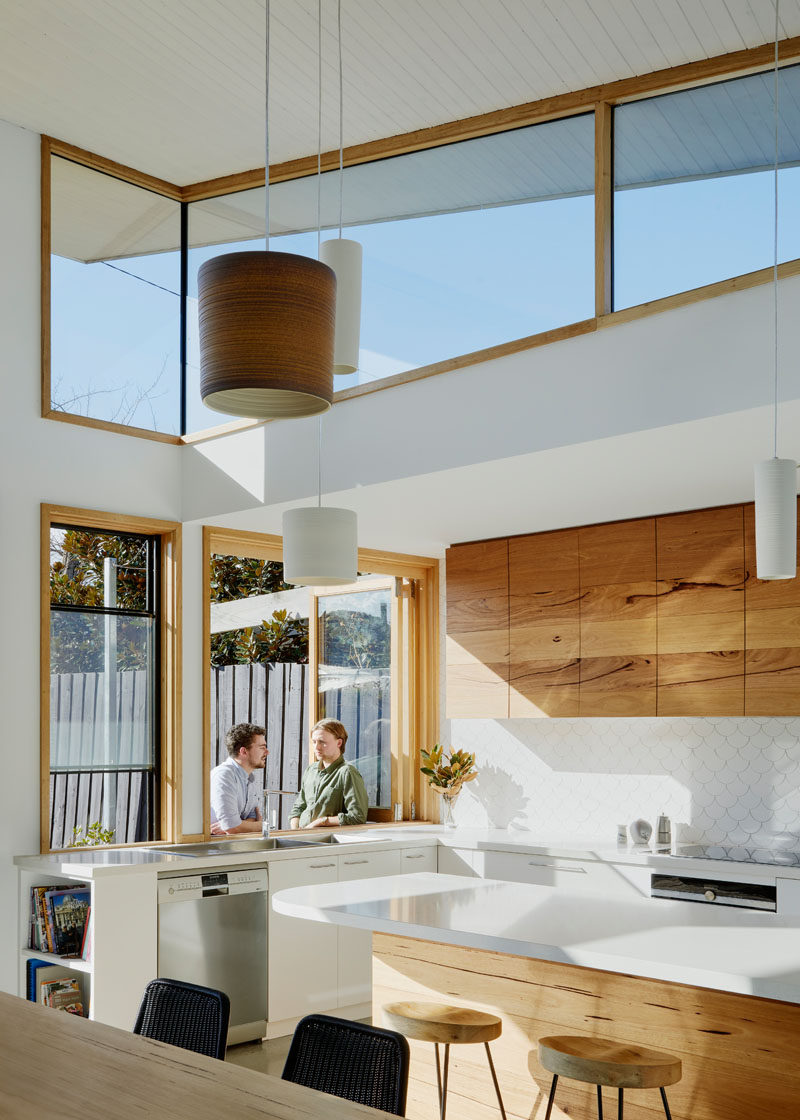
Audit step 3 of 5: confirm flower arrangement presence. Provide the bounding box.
[420,745,478,798]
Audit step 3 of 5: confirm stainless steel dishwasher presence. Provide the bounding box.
[157,867,268,1045]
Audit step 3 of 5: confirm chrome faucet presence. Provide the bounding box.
[262,789,299,837]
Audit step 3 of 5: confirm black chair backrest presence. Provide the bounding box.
[282,1013,410,1116]
[133,977,230,1061]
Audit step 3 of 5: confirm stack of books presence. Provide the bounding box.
[26,959,87,1016]
[29,884,91,959]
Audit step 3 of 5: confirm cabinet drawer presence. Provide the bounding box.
[338,850,401,881]
[400,846,436,872]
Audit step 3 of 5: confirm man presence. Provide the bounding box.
[210,723,268,835]
[289,718,368,829]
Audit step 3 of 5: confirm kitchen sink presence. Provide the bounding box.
[146,836,333,857]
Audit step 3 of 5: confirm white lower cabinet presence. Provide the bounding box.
[437,846,478,876]
[267,855,338,1027]
[477,849,651,898]
[337,849,402,1009]
[399,845,437,872]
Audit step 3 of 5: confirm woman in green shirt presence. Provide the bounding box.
[289,718,369,829]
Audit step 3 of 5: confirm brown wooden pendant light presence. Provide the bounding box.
[197,0,336,421]
[198,250,336,419]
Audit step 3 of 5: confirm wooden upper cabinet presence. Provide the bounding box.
[509,530,580,717]
[656,506,745,716]
[445,500,798,721]
[744,499,800,715]
[445,539,509,718]
[579,518,657,716]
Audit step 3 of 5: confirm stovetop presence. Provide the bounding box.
[671,843,800,867]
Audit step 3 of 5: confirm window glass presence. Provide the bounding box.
[50,156,181,433]
[48,526,159,847]
[614,65,800,309]
[187,113,594,427]
[316,586,392,808]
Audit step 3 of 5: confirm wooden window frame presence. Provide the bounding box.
[40,504,182,852]
[201,527,439,833]
[42,35,800,441]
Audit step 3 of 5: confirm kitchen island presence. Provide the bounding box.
[273,871,800,1120]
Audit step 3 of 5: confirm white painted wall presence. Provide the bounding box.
[3,113,799,1001]
[0,120,182,996]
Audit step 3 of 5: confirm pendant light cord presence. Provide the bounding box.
[773,0,780,460]
[337,0,344,238]
[317,0,322,258]
[318,417,323,508]
[265,0,270,251]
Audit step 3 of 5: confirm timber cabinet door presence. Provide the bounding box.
[445,539,509,718]
[578,518,657,716]
[509,529,580,717]
[744,499,800,715]
[656,506,745,716]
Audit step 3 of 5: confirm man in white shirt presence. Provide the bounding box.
[210,723,268,834]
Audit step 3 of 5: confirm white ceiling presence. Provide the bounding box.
[2,0,800,184]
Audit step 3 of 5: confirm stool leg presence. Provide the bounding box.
[543,1074,558,1120]
[434,1043,443,1110]
[618,1087,623,1119]
[597,1084,604,1119]
[440,1042,450,1120]
[660,1088,673,1120]
[483,1042,507,1120]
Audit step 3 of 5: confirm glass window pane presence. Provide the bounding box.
[317,588,391,808]
[50,612,156,771]
[614,65,800,310]
[50,527,150,611]
[50,156,181,433]
[186,114,594,427]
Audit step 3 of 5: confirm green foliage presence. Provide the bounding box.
[51,529,148,610]
[50,528,152,673]
[70,821,115,847]
[210,554,289,603]
[420,744,478,794]
[210,609,309,667]
[320,609,390,669]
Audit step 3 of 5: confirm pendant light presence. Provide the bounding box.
[319,0,362,375]
[197,0,336,420]
[282,421,358,585]
[754,0,798,580]
[282,1,357,586]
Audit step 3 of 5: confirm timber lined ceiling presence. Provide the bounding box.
[4,1,800,185]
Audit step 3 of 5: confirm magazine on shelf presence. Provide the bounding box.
[80,906,92,962]
[40,976,85,1015]
[29,883,89,954]
[25,959,88,1015]
[43,886,91,957]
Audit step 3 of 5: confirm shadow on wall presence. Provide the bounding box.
[470,766,528,829]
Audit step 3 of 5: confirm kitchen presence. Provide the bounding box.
[3,4,800,1120]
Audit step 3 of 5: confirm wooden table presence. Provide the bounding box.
[0,991,393,1119]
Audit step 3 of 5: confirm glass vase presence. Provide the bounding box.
[441,792,459,829]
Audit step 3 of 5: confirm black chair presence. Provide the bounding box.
[282,1013,410,1116]
[133,977,230,1061]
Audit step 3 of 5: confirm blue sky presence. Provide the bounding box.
[50,163,800,436]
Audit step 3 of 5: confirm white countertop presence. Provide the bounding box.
[14,825,800,882]
[272,870,800,1004]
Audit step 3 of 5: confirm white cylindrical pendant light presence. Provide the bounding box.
[282,506,358,585]
[754,458,798,579]
[319,238,362,374]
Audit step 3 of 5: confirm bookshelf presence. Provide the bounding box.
[16,860,158,1030]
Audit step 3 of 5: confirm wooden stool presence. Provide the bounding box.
[538,1035,682,1119]
[383,1001,507,1120]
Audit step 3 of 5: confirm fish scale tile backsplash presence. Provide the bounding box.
[446,717,800,845]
